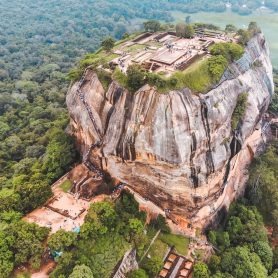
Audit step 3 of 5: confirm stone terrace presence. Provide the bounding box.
[105,30,234,77]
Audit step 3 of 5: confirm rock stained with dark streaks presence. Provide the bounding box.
[67,33,274,227]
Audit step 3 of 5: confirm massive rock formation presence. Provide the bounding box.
[67,33,274,227]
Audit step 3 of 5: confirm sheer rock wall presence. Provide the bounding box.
[67,34,274,226]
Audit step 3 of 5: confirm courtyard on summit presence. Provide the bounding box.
[105,28,235,77]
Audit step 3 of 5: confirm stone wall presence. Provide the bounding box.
[112,249,138,278]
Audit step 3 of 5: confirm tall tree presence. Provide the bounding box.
[143,20,161,32]
[69,265,94,278]
[101,37,115,52]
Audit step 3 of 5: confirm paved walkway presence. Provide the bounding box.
[169,257,184,278]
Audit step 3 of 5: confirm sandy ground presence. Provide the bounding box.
[46,192,86,219]
[24,183,107,234]
[31,261,56,278]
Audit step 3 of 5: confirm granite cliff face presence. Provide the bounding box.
[67,34,274,227]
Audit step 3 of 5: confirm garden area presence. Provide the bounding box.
[59,180,72,193]
[159,233,189,256]
[136,221,190,277]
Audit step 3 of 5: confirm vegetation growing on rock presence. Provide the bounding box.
[110,41,244,94]
[247,142,278,234]
[231,93,248,130]
[269,69,278,115]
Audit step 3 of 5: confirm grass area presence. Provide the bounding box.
[147,238,169,260]
[114,32,142,46]
[113,57,218,94]
[171,58,214,93]
[80,52,119,68]
[69,51,118,81]
[183,56,207,74]
[140,229,168,278]
[145,40,163,48]
[139,226,160,258]
[124,43,146,53]
[59,180,72,192]
[112,67,129,87]
[159,233,190,256]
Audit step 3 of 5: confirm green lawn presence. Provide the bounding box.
[172,58,213,93]
[59,180,72,192]
[124,43,146,53]
[159,233,190,256]
[148,238,169,261]
[140,231,168,276]
[138,227,161,260]
[154,57,214,94]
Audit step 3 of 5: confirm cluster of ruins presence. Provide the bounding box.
[106,29,235,76]
[159,251,193,278]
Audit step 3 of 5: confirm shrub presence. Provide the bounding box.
[248,22,261,36]
[210,43,244,62]
[144,20,161,32]
[142,256,163,277]
[193,262,210,278]
[126,64,147,92]
[176,23,195,38]
[225,24,237,33]
[231,93,248,130]
[237,29,251,46]
[48,230,77,251]
[208,255,221,274]
[101,37,115,52]
[96,69,112,91]
[249,241,273,272]
[147,73,166,89]
[208,55,228,81]
[68,265,94,278]
[128,268,148,278]
[221,246,268,278]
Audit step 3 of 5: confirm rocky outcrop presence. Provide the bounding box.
[66,33,274,227]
